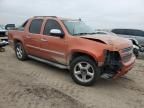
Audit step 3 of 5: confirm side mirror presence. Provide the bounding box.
[5,24,15,30]
[50,29,64,38]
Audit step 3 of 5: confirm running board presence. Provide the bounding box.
[100,73,113,79]
[28,55,68,69]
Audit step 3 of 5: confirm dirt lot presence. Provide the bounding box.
[0,46,144,108]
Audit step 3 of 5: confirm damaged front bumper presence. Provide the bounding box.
[113,55,135,79]
[100,48,135,79]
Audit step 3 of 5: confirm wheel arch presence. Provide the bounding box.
[13,39,23,46]
[13,38,28,53]
[69,51,98,65]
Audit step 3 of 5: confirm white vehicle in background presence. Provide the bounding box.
[111,29,144,57]
[0,26,8,41]
[95,30,141,57]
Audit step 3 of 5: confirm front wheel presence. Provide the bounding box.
[15,42,27,60]
[70,56,100,86]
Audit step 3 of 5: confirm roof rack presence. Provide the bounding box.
[34,16,57,18]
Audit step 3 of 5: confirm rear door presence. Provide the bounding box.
[24,19,43,57]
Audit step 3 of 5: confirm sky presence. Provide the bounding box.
[0,0,144,29]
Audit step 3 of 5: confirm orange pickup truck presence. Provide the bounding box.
[7,16,135,86]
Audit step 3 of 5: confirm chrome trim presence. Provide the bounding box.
[28,55,68,69]
[0,37,8,40]
[74,62,95,83]
[26,44,65,56]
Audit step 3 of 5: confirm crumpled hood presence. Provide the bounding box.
[80,34,132,50]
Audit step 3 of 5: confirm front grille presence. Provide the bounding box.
[103,51,122,76]
[104,51,122,66]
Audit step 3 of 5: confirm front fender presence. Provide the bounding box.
[67,48,105,65]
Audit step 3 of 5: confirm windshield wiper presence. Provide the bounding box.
[73,33,91,35]
[88,32,97,34]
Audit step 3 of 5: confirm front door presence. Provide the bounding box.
[40,19,68,65]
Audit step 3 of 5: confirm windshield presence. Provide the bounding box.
[62,20,95,36]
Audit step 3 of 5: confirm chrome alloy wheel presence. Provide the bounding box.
[16,44,23,59]
[74,62,95,83]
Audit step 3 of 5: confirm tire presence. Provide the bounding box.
[70,56,100,86]
[15,42,27,61]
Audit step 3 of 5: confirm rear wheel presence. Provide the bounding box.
[70,56,100,86]
[15,42,27,60]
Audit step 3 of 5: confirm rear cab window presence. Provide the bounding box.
[29,19,43,34]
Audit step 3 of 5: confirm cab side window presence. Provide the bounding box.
[29,19,43,34]
[43,19,63,36]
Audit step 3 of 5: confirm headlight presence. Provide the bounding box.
[134,39,139,45]
[133,45,139,49]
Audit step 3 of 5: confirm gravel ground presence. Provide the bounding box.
[0,46,144,108]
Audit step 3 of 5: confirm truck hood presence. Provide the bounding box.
[80,34,132,50]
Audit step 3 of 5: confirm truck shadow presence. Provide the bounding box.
[31,58,133,82]
[26,57,70,75]
[12,54,138,91]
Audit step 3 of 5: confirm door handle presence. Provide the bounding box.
[26,35,31,39]
[41,38,48,42]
